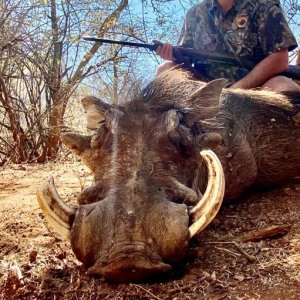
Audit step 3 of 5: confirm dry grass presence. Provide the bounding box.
[1,162,300,299]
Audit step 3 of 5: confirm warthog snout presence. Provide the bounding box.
[87,242,172,282]
[69,192,190,282]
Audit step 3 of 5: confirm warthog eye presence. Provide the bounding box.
[190,122,204,136]
[178,112,185,124]
[169,131,182,149]
[169,124,193,153]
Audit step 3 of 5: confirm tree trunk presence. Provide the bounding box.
[113,59,119,104]
[42,0,129,161]
[0,73,28,162]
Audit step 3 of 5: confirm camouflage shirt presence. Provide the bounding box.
[178,0,298,82]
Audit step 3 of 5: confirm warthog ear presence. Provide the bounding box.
[60,133,91,155]
[81,96,111,131]
[186,79,227,126]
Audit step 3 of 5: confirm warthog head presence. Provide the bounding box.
[37,71,226,282]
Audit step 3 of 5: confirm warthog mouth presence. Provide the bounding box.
[97,241,172,281]
[87,242,172,282]
[94,258,172,282]
[36,150,225,282]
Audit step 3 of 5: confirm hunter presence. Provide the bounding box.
[156,0,300,92]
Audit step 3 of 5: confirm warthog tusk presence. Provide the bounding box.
[36,176,76,240]
[188,150,225,238]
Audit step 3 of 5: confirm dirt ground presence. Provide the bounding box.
[1,160,300,300]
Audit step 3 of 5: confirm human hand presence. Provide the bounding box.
[229,78,250,89]
[228,81,242,89]
[153,40,175,61]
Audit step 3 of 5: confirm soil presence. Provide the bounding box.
[1,160,300,300]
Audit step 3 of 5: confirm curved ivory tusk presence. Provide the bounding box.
[188,150,225,238]
[36,176,76,240]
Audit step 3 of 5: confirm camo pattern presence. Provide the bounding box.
[179,0,298,82]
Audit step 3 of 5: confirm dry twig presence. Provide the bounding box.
[232,242,256,262]
[240,225,291,243]
[205,241,256,262]
[131,284,161,300]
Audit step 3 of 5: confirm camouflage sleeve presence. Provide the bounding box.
[178,6,197,47]
[258,0,298,55]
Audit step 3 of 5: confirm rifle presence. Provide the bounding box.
[83,37,300,81]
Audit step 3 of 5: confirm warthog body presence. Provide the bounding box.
[38,68,300,282]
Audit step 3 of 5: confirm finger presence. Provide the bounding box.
[160,45,167,58]
[153,40,162,45]
[156,45,163,56]
[163,44,173,61]
[159,45,168,59]
[162,44,171,59]
[153,40,163,53]
[166,45,174,61]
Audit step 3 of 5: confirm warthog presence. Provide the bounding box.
[37,68,300,282]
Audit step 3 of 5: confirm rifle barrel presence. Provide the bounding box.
[83,37,158,51]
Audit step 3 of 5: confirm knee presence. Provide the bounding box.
[156,61,177,75]
[262,76,300,92]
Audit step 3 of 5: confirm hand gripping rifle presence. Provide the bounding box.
[83,37,300,81]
